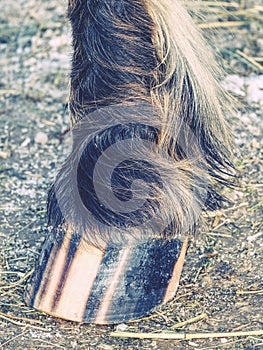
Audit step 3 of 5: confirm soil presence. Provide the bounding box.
[0,0,262,349]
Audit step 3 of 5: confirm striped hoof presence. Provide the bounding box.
[25,231,188,324]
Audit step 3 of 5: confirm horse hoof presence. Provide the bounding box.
[25,230,188,324]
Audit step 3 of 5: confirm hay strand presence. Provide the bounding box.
[171,313,207,329]
[198,21,247,29]
[110,329,263,340]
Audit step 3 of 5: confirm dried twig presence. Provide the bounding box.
[237,289,263,295]
[0,313,47,331]
[171,313,207,329]
[0,311,43,325]
[198,21,247,29]
[0,329,28,348]
[0,270,33,290]
[110,330,263,340]
[0,89,20,96]
[237,50,263,71]
[200,1,240,8]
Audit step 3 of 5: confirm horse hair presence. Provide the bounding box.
[47,0,235,248]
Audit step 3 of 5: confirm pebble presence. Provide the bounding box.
[24,57,37,67]
[0,150,8,159]
[222,75,246,97]
[223,75,263,104]
[49,34,70,48]
[245,75,263,104]
[221,338,228,344]
[35,131,48,145]
[116,323,128,332]
[21,137,31,147]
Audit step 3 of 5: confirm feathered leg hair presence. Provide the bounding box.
[47,0,235,247]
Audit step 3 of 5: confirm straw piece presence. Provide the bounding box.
[0,311,43,325]
[171,313,207,329]
[0,313,47,331]
[200,1,239,7]
[0,270,33,291]
[198,21,247,29]
[110,330,263,340]
[236,50,263,71]
[237,289,263,295]
[0,89,20,95]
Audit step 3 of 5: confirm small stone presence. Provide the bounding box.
[24,57,37,67]
[245,75,263,104]
[116,323,128,332]
[35,131,48,145]
[21,137,31,147]
[0,150,8,159]
[98,345,113,350]
[223,75,245,96]
[221,338,228,344]
[188,341,199,347]
[49,34,69,48]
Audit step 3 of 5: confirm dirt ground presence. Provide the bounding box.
[0,0,262,349]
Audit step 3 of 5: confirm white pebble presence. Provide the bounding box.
[116,323,128,332]
[0,150,8,159]
[221,338,228,344]
[223,75,246,96]
[35,131,48,145]
[21,137,31,147]
[245,75,263,104]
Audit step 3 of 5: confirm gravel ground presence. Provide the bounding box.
[0,0,262,349]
